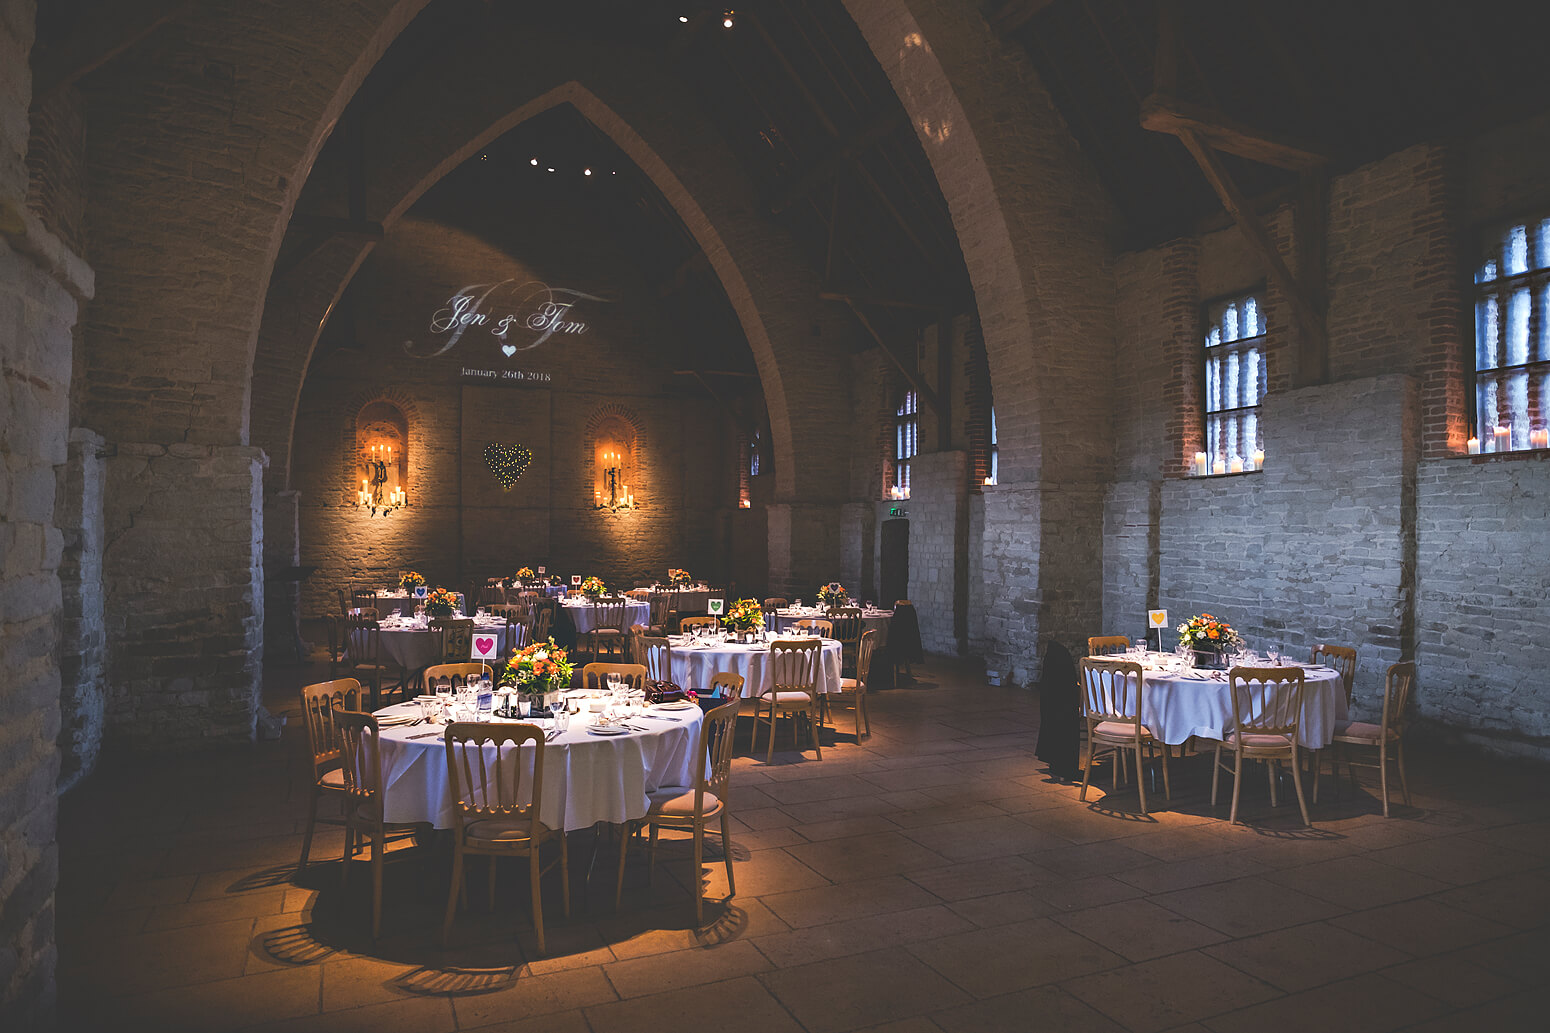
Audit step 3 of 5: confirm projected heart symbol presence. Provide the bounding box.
[483,443,532,489]
[474,636,495,654]
[502,344,517,357]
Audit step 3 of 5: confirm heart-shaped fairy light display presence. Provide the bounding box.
[483,443,533,489]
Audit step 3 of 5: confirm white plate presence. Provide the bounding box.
[587,725,630,736]
[652,701,697,711]
[377,714,418,727]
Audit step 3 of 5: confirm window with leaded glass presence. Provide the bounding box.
[1203,292,1266,472]
[986,407,998,485]
[892,389,918,498]
[1475,219,1550,453]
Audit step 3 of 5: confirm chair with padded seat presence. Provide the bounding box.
[761,597,789,612]
[827,607,863,675]
[752,639,822,762]
[1306,643,1357,802]
[793,618,832,638]
[1212,666,1311,826]
[824,628,874,741]
[1078,657,1169,814]
[441,722,569,952]
[297,678,359,871]
[581,662,648,692]
[334,708,426,939]
[344,616,397,709]
[583,597,630,662]
[616,697,741,926]
[1319,660,1415,817]
[635,635,674,685]
[1087,635,1131,656]
[679,615,720,635]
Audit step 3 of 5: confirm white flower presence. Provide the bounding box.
[532,649,548,662]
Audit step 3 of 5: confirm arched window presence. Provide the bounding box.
[891,389,918,499]
[1475,218,1550,452]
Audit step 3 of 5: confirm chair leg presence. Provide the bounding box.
[1310,749,1320,804]
[862,694,871,736]
[299,787,320,871]
[1288,748,1311,827]
[765,708,776,764]
[442,847,463,945]
[1379,741,1390,819]
[370,830,384,940]
[1134,746,1147,816]
[1396,740,1411,807]
[1267,758,1279,807]
[1158,742,1171,800]
[749,701,760,756]
[1229,748,1244,824]
[692,823,705,928]
[615,824,631,909]
[1210,745,1221,807]
[720,811,736,898]
[1079,742,1097,802]
[341,825,354,889]
[647,823,660,884]
[559,832,571,918]
[529,849,546,956]
[811,709,821,759]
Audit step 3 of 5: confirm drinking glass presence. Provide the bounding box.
[553,707,570,733]
[1267,645,1282,666]
[475,693,493,722]
[550,695,566,725]
[518,697,531,718]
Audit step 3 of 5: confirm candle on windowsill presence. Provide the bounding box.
[1212,458,1226,475]
[1494,425,1511,451]
[1252,449,1264,471]
[1466,437,1480,455]
[1229,456,1244,474]
[1532,429,1549,450]
[1192,452,1207,477]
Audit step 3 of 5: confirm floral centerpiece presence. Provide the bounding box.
[399,570,426,593]
[1176,612,1243,668]
[498,638,575,701]
[516,566,534,579]
[667,568,692,586]
[580,576,606,599]
[723,598,765,640]
[424,586,459,618]
[817,582,848,610]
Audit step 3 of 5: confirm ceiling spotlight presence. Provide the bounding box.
[546,167,556,173]
[529,157,538,166]
[723,12,735,28]
[679,15,689,23]
[584,168,593,176]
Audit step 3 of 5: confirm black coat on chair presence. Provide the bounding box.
[1035,640,1081,781]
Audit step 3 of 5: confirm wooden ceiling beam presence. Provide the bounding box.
[767,106,909,215]
[844,298,941,416]
[31,0,194,102]
[987,0,1060,37]
[1140,92,1328,171]
[820,287,944,313]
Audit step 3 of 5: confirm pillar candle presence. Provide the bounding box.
[1229,456,1244,474]
[1193,452,1207,477]
[1212,458,1227,475]
[1466,437,1480,455]
[1494,425,1511,451]
[1531,429,1548,449]
[1252,449,1264,470]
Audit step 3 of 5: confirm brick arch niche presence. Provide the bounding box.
[585,405,642,510]
[354,400,409,506]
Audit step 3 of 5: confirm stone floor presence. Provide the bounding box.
[57,655,1550,1033]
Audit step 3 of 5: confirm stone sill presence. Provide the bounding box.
[1183,469,1262,481]
[1449,449,1550,464]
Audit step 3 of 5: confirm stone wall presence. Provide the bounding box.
[906,450,968,655]
[55,427,106,790]
[102,445,267,750]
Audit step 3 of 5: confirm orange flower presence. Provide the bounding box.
[1208,629,1219,639]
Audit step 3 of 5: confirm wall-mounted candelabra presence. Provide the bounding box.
[594,448,636,512]
[357,443,407,516]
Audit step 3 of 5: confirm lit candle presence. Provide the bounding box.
[1467,436,1480,455]
[983,477,994,486]
[1252,449,1264,470]
[1213,458,1226,475]
[1531,428,1549,449]
[1193,452,1207,477]
[1229,456,1244,474]
[1494,425,1511,449]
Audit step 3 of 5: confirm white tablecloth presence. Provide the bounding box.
[371,701,703,830]
[352,618,519,670]
[374,591,466,617]
[561,599,651,633]
[668,636,844,697]
[773,608,893,649]
[1088,660,1347,748]
[647,588,714,613]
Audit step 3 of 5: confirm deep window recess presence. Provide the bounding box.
[986,408,998,485]
[1475,219,1550,452]
[892,389,918,498]
[1203,292,1266,473]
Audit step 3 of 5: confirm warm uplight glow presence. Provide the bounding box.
[1467,436,1480,455]
[530,157,538,166]
[583,168,592,176]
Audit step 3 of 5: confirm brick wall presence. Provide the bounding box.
[55,428,106,790]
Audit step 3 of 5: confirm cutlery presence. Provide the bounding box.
[408,730,441,740]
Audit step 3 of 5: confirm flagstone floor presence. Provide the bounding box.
[56,655,1550,1032]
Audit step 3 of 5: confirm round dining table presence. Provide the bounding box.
[668,634,844,697]
[374,590,466,618]
[772,607,893,648]
[352,615,522,670]
[370,698,704,831]
[560,598,651,633]
[1087,655,1348,748]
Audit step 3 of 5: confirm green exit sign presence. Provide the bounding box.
[889,506,905,517]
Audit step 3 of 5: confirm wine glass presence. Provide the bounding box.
[1267,644,1282,667]
[549,694,566,726]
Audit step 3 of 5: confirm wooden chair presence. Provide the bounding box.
[679,615,720,634]
[344,617,396,709]
[334,709,424,939]
[352,588,379,611]
[753,639,823,762]
[323,614,347,674]
[1087,635,1131,656]
[528,605,553,647]
[1319,660,1415,817]
[646,593,674,635]
[794,618,832,638]
[762,597,789,611]
[1077,658,1170,815]
[828,607,863,674]
[616,698,741,926]
[435,618,475,662]
[442,722,569,952]
[824,628,874,741]
[425,662,492,688]
[581,662,649,691]
[1311,643,1358,704]
[1212,666,1311,826]
[298,679,359,871]
[583,597,629,662]
[708,671,745,703]
[636,635,674,684]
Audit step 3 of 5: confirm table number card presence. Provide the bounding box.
[414,586,428,599]
[571,575,582,586]
[1148,610,1168,629]
[471,634,499,661]
[707,599,725,616]
[537,566,546,574]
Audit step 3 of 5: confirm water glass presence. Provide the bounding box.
[554,708,570,733]
[1267,645,1282,666]
[518,697,531,718]
[550,695,566,724]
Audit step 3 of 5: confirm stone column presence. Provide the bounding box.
[263,489,302,663]
[56,428,107,791]
[907,451,969,655]
[103,444,267,749]
[766,502,844,600]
